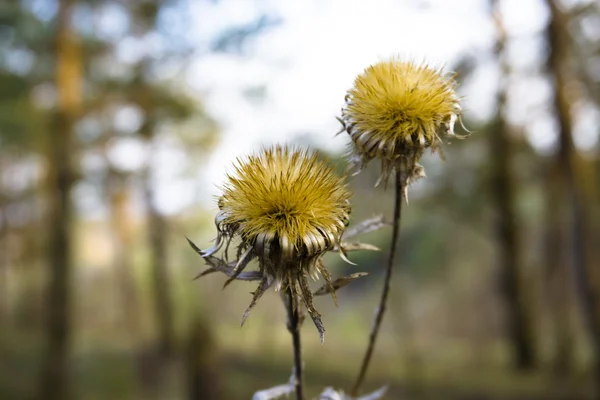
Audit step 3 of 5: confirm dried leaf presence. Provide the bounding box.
[332,242,380,253]
[192,267,217,280]
[318,260,338,306]
[194,255,263,282]
[320,387,344,400]
[230,270,263,281]
[357,386,388,400]
[252,384,294,400]
[222,246,254,288]
[319,385,388,400]
[186,236,204,255]
[337,244,357,265]
[252,370,295,400]
[314,272,369,296]
[298,274,325,343]
[241,276,271,326]
[342,215,387,240]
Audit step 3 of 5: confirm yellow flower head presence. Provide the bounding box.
[220,145,351,262]
[200,145,352,341]
[339,59,464,192]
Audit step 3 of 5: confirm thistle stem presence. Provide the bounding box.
[286,288,304,400]
[351,172,403,396]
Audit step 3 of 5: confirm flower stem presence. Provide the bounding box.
[351,172,403,396]
[286,288,304,400]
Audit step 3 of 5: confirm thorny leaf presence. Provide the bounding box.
[187,238,263,282]
[241,276,272,326]
[196,255,263,282]
[342,215,388,240]
[332,242,380,253]
[187,221,378,341]
[319,385,388,400]
[331,241,379,268]
[317,260,339,306]
[337,244,357,266]
[186,236,204,255]
[298,274,325,343]
[314,273,369,296]
[222,246,254,288]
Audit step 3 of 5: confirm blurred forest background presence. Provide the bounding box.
[1,0,600,399]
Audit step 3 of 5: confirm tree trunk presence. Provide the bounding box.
[185,315,221,400]
[142,137,175,358]
[543,161,574,374]
[0,167,8,324]
[38,0,81,398]
[107,168,141,339]
[0,221,8,325]
[490,0,537,370]
[148,191,174,357]
[546,0,600,393]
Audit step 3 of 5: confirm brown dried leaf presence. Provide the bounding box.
[194,254,262,282]
[314,272,369,296]
[298,274,325,343]
[241,276,271,326]
[342,215,387,239]
[332,242,380,253]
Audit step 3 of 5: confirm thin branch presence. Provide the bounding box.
[287,288,304,400]
[351,173,403,396]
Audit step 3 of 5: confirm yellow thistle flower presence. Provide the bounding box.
[339,59,465,195]
[197,145,352,342]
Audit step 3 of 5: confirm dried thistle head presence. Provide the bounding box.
[197,145,352,342]
[339,58,465,197]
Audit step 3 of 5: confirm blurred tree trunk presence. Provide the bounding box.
[582,158,600,310]
[490,0,537,370]
[185,315,222,400]
[0,227,7,325]
[141,123,175,358]
[146,174,174,357]
[546,0,600,391]
[0,171,8,324]
[543,162,574,373]
[38,0,82,398]
[107,167,141,338]
[571,3,600,302]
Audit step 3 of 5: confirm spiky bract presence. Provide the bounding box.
[339,59,464,192]
[201,145,352,341]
